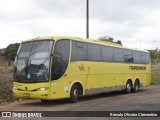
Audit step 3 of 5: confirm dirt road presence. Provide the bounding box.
[0,85,160,120]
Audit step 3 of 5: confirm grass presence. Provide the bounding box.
[0,67,18,105]
[0,67,13,74]
[151,64,160,85]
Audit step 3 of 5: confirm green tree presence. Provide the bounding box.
[98,36,114,42]
[98,36,123,46]
[148,48,160,64]
[116,40,123,45]
[5,43,20,59]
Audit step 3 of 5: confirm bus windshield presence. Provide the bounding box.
[14,40,54,83]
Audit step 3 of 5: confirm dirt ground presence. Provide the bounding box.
[0,85,160,120]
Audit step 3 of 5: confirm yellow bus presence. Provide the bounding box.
[13,36,151,103]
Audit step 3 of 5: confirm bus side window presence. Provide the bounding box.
[141,52,146,64]
[102,46,113,62]
[145,52,150,64]
[114,48,124,62]
[51,40,70,80]
[52,52,63,74]
[133,51,141,64]
[124,50,133,63]
[88,43,102,61]
[71,41,88,61]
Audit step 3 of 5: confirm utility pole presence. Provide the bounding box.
[86,0,89,38]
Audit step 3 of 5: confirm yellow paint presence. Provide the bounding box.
[13,36,151,100]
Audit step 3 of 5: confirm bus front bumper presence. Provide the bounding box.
[13,89,51,100]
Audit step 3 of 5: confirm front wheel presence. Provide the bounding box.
[69,84,79,103]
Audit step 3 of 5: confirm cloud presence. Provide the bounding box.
[31,0,86,19]
[90,0,160,23]
[0,0,160,50]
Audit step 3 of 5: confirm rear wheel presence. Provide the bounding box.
[133,80,140,92]
[41,99,50,103]
[69,84,79,103]
[125,81,132,94]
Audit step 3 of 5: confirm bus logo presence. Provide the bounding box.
[129,66,146,70]
[79,64,85,71]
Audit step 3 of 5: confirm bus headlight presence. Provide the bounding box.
[37,87,48,91]
[13,86,19,90]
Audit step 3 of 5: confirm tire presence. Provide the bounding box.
[133,80,139,93]
[41,99,50,103]
[125,81,132,94]
[69,84,79,103]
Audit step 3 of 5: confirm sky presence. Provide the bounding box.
[0,0,160,50]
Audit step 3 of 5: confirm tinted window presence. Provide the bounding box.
[102,46,114,61]
[114,48,124,62]
[71,41,88,61]
[71,40,150,64]
[141,52,146,64]
[88,44,102,61]
[51,40,70,80]
[18,43,33,58]
[141,52,150,64]
[124,50,133,62]
[145,52,150,64]
[133,51,141,64]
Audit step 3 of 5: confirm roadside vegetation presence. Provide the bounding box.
[0,67,19,105]
[151,64,160,85]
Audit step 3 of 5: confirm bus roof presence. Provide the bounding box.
[22,36,149,53]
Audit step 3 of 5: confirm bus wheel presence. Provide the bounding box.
[41,99,49,103]
[133,80,140,92]
[69,84,79,103]
[125,80,132,94]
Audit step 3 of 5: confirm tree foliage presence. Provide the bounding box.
[148,48,160,63]
[98,36,123,45]
[98,36,114,42]
[5,43,20,59]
